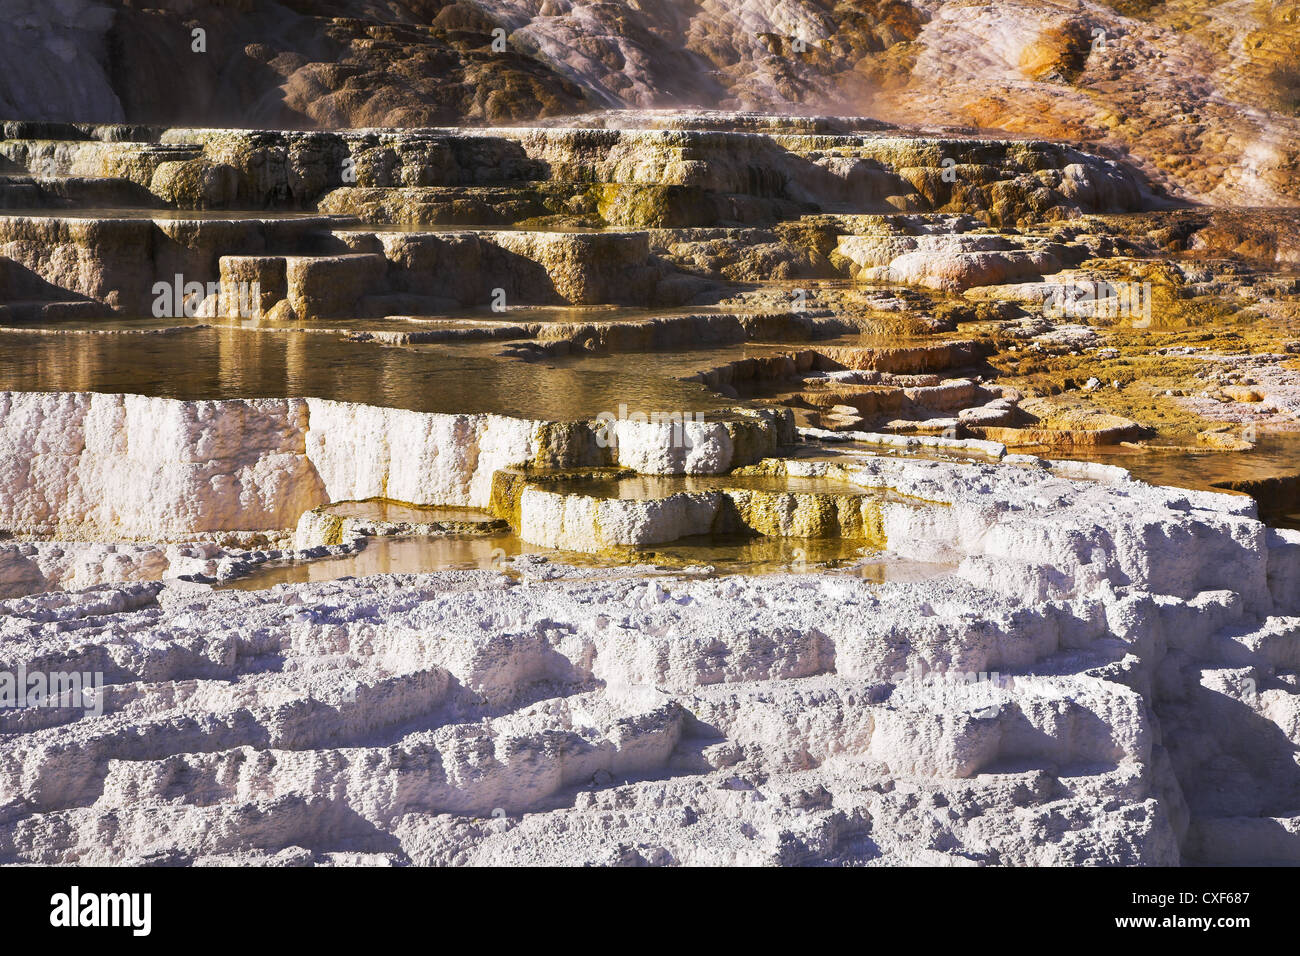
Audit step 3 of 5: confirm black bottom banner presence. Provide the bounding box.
[0,865,1280,944]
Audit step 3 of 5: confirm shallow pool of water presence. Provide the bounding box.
[323,500,495,524]
[1044,434,1300,528]
[222,531,924,590]
[0,325,746,418]
[226,535,522,589]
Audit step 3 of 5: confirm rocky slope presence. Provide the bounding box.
[2,1,1298,206]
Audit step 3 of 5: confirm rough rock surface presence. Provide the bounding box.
[0,450,1295,865]
[1,1,1297,205]
[0,391,323,539]
[1,7,1298,868]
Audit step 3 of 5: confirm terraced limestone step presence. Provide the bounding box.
[0,214,344,314]
[0,214,698,318]
[0,391,794,541]
[488,467,902,553]
[797,378,993,419]
[497,311,872,358]
[0,176,156,210]
[834,233,1067,291]
[0,122,1152,222]
[318,181,811,229]
[294,499,509,550]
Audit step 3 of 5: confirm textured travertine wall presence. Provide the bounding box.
[302,400,548,510]
[0,392,549,538]
[0,392,790,540]
[0,391,325,539]
[517,488,726,552]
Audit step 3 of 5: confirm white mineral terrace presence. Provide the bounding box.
[0,388,1297,865]
[2,103,1299,868]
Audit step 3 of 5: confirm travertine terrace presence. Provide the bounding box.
[2,1,1300,869]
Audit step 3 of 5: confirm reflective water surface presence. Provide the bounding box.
[4,316,1297,526]
[1047,435,1300,529]
[223,530,949,590]
[0,324,743,418]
